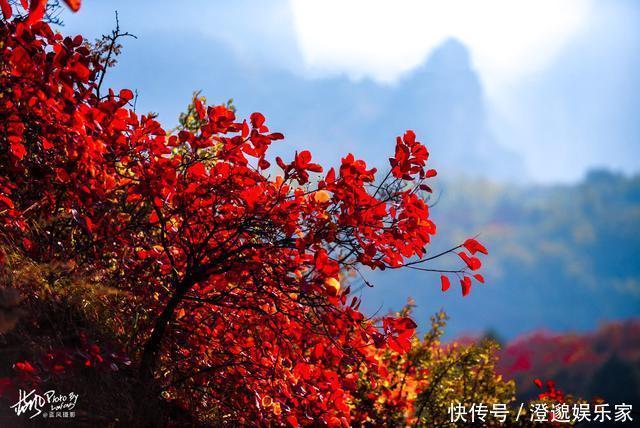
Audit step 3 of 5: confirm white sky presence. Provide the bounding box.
[290,0,592,93]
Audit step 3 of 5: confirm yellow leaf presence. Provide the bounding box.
[325,277,340,294]
[313,190,331,203]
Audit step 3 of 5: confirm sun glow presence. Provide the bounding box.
[290,0,592,91]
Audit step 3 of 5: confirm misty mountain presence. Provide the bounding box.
[386,38,523,179]
[244,37,524,180]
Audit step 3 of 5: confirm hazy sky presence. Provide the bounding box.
[62,0,640,183]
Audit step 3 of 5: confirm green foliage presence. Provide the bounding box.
[349,303,518,426]
[411,311,516,426]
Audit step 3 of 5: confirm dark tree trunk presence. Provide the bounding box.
[133,280,191,427]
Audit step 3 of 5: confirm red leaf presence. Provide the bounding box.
[388,336,411,353]
[188,162,206,177]
[403,130,416,144]
[458,252,481,271]
[258,157,270,169]
[473,273,485,284]
[26,0,46,25]
[440,275,450,292]
[84,216,94,233]
[63,0,81,12]
[425,169,437,178]
[10,142,26,160]
[286,415,299,427]
[298,150,311,164]
[193,98,205,119]
[463,238,488,255]
[250,112,265,129]
[460,277,472,297]
[22,238,33,251]
[306,163,322,173]
[0,0,12,19]
[396,317,417,331]
[70,62,91,81]
[15,361,36,374]
[0,195,14,209]
[325,167,336,183]
[119,89,134,102]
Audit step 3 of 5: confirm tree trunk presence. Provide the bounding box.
[133,280,190,427]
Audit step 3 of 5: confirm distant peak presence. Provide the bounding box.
[424,37,472,72]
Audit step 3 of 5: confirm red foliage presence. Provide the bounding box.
[0,0,80,21]
[498,320,640,402]
[0,6,489,425]
[535,379,565,402]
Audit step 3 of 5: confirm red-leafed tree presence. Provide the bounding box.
[0,3,489,426]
